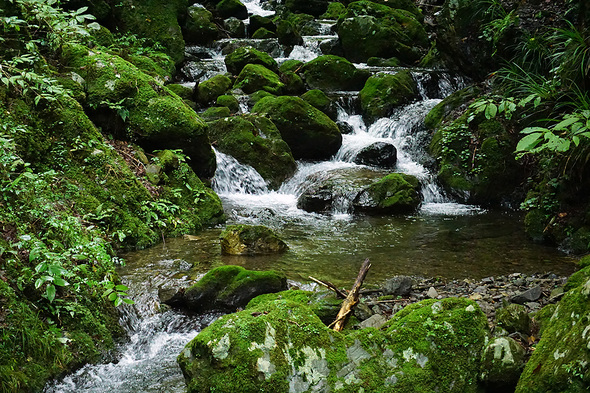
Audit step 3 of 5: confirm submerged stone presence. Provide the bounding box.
[220,224,288,255]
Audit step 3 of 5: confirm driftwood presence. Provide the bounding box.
[331,258,372,332]
[308,276,347,299]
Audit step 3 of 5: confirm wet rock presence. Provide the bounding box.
[359,70,418,122]
[184,6,219,45]
[224,46,279,75]
[353,173,422,214]
[164,265,287,312]
[216,0,248,20]
[252,95,342,160]
[220,224,288,255]
[511,286,542,304]
[284,0,331,16]
[354,302,374,321]
[353,142,397,168]
[495,304,532,335]
[383,275,413,296]
[248,15,275,36]
[276,20,303,46]
[197,74,233,105]
[233,64,284,94]
[480,337,526,391]
[337,121,354,135]
[251,27,275,39]
[223,17,246,38]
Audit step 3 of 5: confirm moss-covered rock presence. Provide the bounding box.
[216,94,240,113]
[353,173,422,214]
[178,297,488,392]
[252,96,342,159]
[281,71,305,95]
[301,89,337,119]
[337,1,429,63]
[480,337,526,390]
[564,265,590,293]
[165,265,288,313]
[279,59,304,73]
[216,0,248,20]
[201,106,231,120]
[495,304,533,335]
[224,16,246,38]
[284,0,331,16]
[113,0,187,64]
[208,115,296,188]
[252,27,276,39]
[302,55,369,92]
[220,224,289,255]
[197,74,233,105]
[249,15,276,36]
[123,52,176,81]
[424,85,482,130]
[166,83,194,100]
[515,278,590,392]
[183,5,219,45]
[321,2,346,18]
[233,64,285,94]
[276,19,303,46]
[359,70,418,122]
[225,46,279,75]
[61,44,216,178]
[367,56,401,67]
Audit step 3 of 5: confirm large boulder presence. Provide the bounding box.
[62,44,216,178]
[183,5,219,45]
[224,46,279,75]
[284,0,331,16]
[353,173,422,214]
[302,55,369,91]
[178,296,489,392]
[220,225,288,255]
[301,89,338,120]
[233,64,285,94]
[164,265,288,312]
[252,96,342,160]
[207,115,296,188]
[276,20,303,46]
[515,278,590,392]
[359,70,418,122]
[216,0,248,20]
[337,1,429,63]
[480,337,527,391]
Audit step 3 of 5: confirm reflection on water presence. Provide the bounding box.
[122,210,575,287]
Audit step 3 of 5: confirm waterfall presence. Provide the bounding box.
[212,149,269,195]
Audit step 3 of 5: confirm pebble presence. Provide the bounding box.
[427,287,438,299]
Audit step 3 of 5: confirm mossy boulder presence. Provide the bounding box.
[359,70,418,122]
[216,94,240,113]
[123,52,176,81]
[249,15,276,35]
[281,71,305,95]
[183,5,220,45]
[224,17,246,38]
[302,55,369,92]
[233,64,285,94]
[207,115,296,188]
[197,74,233,105]
[62,45,216,178]
[424,85,482,130]
[216,0,248,19]
[220,225,289,255]
[252,96,342,159]
[166,83,194,100]
[178,296,488,392]
[321,2,346,19]
[252,27,276,39]
[564,265,590,293]
[337,1,429,63]
[279,59,304,73]
[301,89,337,120]
[276,19,303,46]
[225,46,280,75]
[284,0,331,16]
[515,278,590,392]
[353,173,422,214]
[113,0,186,64]
[367,56,401,67]
[165,265,288,313]
[480,337,527,391]
[201,106,231,120]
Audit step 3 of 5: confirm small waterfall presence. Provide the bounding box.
[242,0,275,17]
[212,149,269,195]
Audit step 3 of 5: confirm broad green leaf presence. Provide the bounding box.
[516,133,543,152]
[122,298,135,305]
[53,278,69,286]
[114,297,123,307]
[46,284,56,302]
[115,284,128,291]
[573,135,580,146]
[108,291,117,301]
[554,116,579,130]
[521,126,548,134]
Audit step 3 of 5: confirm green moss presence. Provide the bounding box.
[564,265,590,293]
[197,74,233,105]
[183,5,219,45]
[216,94,240,113]
[248,90,275,106]
[276,20,302,46]
[515,279,590,392]
[252,95,342,159]
[201,106,231,120]
[216,0,248,20]
[424,85,481,130]
[321,2,346,19]
[281,71,305,95]
[208,115,296,188]
[224,46,279,75]
[495,304,532,334]
[123,52,175,81]
[252,27,276,39]
[166,83,194,100]
[367,56,401,67]
[302,55,368,91]
[279,59,303,73]
[359,70,418,122]
[233,64,285,95]
[301,89,336,119]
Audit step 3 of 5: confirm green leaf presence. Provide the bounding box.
[114,297,123,307]
[122,298,135,305]
[53,278,69,286]
[46,284,56,302]
[573,135,580,146]
[521,126,548,134]
[485,103,498,119]
[30,247,41,262]
[554,116,579,130]
[115,284,128,291]
[516,133,543,152]
[108,291,117,301]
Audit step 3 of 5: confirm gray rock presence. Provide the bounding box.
[358,314,387,329]
[511,286,542,304]
[354,302,374,321]
[427,287,438,299]
[384,276,413,296]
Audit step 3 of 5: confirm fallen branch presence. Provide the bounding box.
[308,276,347,299]
[332,258,371,332]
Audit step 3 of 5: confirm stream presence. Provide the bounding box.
[44,0,576,391]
